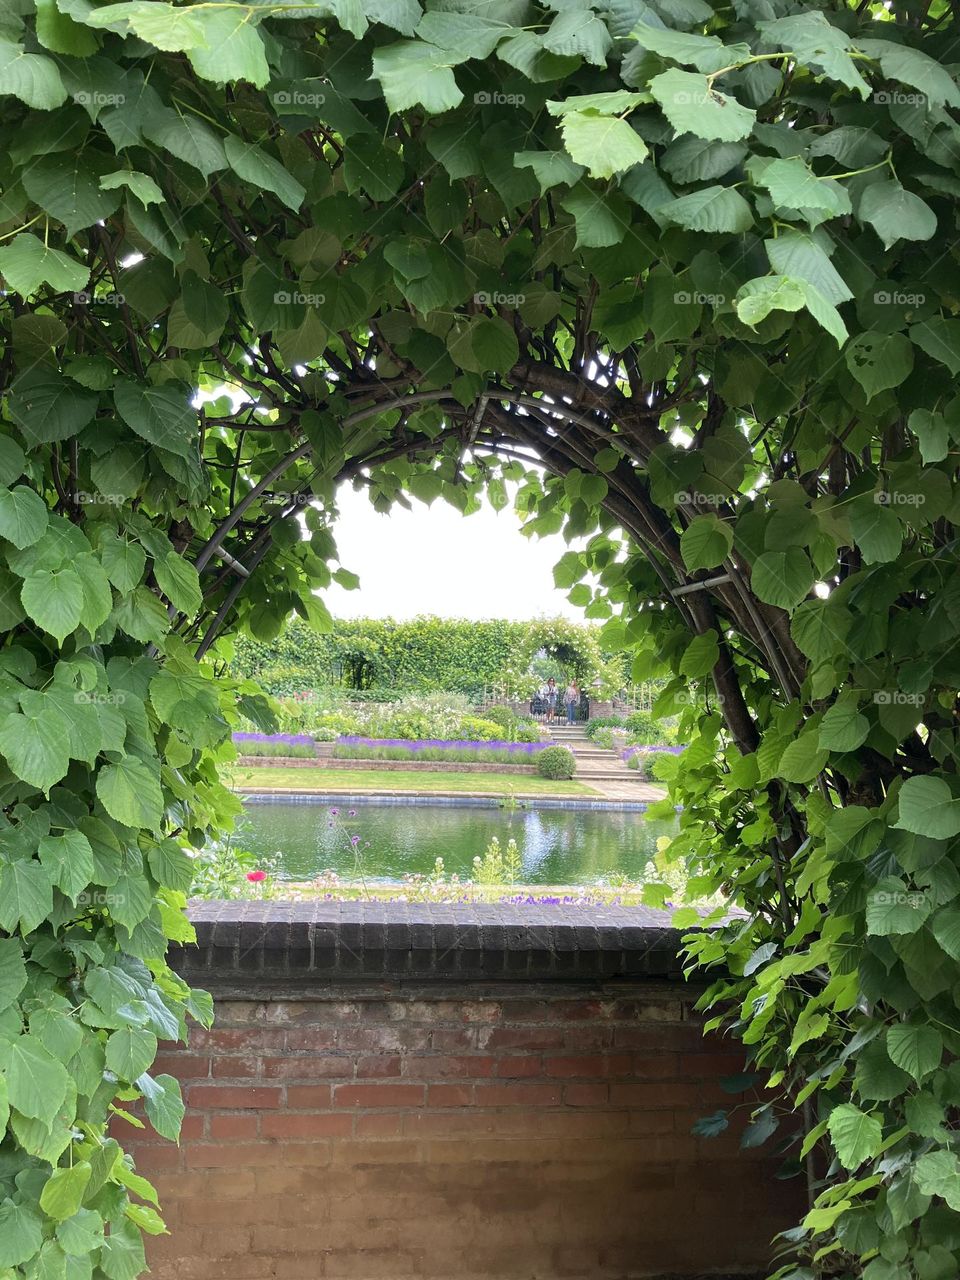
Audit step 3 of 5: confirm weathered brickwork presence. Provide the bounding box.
[128,905,802,1280]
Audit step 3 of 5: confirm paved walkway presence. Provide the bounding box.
[549,724,668,802]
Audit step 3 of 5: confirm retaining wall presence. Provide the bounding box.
[130,903,802,1280]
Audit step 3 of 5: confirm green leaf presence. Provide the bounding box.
[96,757,163,829]
[679,630,719,678]
[931,907,960,961]
[751,548,813,611]
[827,1103,882,1170]
[663,185,753,234]
[22,155,120,238]
[101,537,146,593]
[866,876,933,936]
[154,553,202,615]
[650,69,756,142]
[909,318,960,377]
[100,170,164,206]
[0,1199,43,1267]
[142,109,227,177]
[818,701,869,752]
[859,180,937,250]
[908,410,949,465]
[7,373,98,447]
[223,137,305,212]
[4,1035,69,1119]
[105,1026,158,1082]
[415,11,509,58]
[0,860,53,934]
[915,1151,960,1212]
[757,157,850,217]
[735,275,805,327]
[0,938,27,1012]
[40,1164,92,1222]
[845,332,914,402]
[542,9,611,65]
[559,111,648,179]
[21,567,85,642]
[0,486,48,549]
[896,776,960,840]
[757,12,870,97]
[857,37,960,110]
[778,732,828,784]
[0,701,69,792]
[56,1209,104,1256]
[680,513,733,571]
[765,229,852,306]
[114,381,198,460]
[186,8,270,87]
[0,37,67,110]
[885,1024,942,1083]
[372,42,464,114]
[0,233,89,297]
[137,1072,184,1141]
[38,831,95,904]
[470,317,519,374]
[848,501,902,565]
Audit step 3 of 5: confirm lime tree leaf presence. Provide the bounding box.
[105,1027,158,1082]
[416,11,510,58]
[22,155,120,237]
[98,1218,146,1280]
[0,233,89,297]
[915,1151,960,1211]
[100,536,146,593]
[680,630,719,678]
[113,381,198,460]
[757,12,870,97]
[896,777,960,840]
[40,1164,92,1222]
[0,486,48,549]
[38,830,95,904]
[0,938,27,1012]
[0,1199,43,1267]
[542,9,612,65]
[96,757,163,829]
[909,318,960,377]
[751,548,813,611]
[80,1,206,47]
[21,567,84,642]
[559,111,648,179]
[886,1024,942,1083]
[681,513,733,571]
[859,180,937,250]
[7,373,98,447]
[818,701,869,752]
[827,1103,882,1170]
[56,1209,105,1255]
[931,907,960,961]
[778,732,828,784]
[857,37,960,110]
[849,501,902,565]
[765,230,852,306]
[663,185,753,233]
[100,170,164,206]
[629,23,733,73]
[471,317,519,374]
[142,109,228,177]
[187,8,270,87]
[866,876,933,935]
[137,1072,184,1141]
[908,410,949,465]
[223,137,305,212]
[757,157,850,216]
[650,69,756,142]
[372,42,464,114]
[845,332,914,401]
[4,1035,69,1119]
[154,554,202,615]
[0,702,69,792]
[0,37,67,109]
[0,859,54,934]
[735,276,805,327]
[561,185,631,247]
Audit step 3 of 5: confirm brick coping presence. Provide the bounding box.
[172,900,692,991]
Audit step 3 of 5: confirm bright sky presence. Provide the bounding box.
[323,482,586,621]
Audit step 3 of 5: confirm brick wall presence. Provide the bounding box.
[131,904,803,1280]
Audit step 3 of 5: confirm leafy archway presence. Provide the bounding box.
[0,1,958,1277]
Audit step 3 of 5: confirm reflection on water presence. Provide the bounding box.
[239,801,678,885]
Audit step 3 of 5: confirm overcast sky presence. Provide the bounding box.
[323,482,585,621]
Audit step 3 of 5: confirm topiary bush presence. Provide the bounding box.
[535,746,576,781]
[480,705,519,734]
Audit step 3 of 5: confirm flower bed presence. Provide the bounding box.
[233,732,319,758]
[623,744,686,774]
[332,736,555,764]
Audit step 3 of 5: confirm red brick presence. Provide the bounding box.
[286,1085,332,1109]
[355,1113,402,1138]
[473,1083,562,1107]
[484,1027,564,1051]
[153,1054,210,1079]
[284,1028,339,1052]
[209,1114,259,1141]
[261,1113,353,1139]
[184,1144,277,1169]
[335,1084,425,1108]
[402,1055,495,1079]
[427,1084,474,1107]
[128,1145,181,1172]
[609,1082,706,1109]
[188,1086,282,1110]
[543,1054,607,1078]
[357,1055,402,1078]
[261,1056,351,1080]
[562,1083,609,1107]
[211,1055,261,1079]
[494,1055,542,1078]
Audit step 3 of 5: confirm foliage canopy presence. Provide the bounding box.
[1,0,960,1275]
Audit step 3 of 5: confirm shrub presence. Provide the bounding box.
[625,710,671,745]
[514,719,542,742]
[535,746,576,780]
[586,715,627,741]
[480,705,519,734]
[458,715,505,740]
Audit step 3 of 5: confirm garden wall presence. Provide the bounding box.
[135,904,803,1280]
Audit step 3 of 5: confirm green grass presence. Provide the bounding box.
[226,765,597,797]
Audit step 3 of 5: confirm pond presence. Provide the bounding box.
[238,799,678,885]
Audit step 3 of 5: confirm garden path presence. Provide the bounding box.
[550,725,668,803]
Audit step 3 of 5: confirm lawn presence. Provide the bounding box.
[226,765,599,797]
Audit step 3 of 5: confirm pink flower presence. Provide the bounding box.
[246,870,267,883]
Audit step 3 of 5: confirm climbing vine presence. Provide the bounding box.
[0,0,958,1276]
